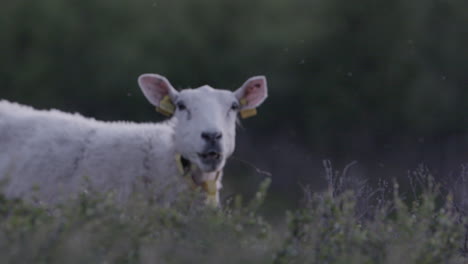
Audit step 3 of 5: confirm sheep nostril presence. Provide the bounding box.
[201,132,222,142]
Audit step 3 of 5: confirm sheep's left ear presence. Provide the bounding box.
[234,76,268,118]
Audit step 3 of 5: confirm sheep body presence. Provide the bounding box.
[0,74,269,206]
[0,100,183,203]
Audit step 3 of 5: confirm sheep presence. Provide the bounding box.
[0,74,268,207]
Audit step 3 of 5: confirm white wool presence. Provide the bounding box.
[0,100,181,203]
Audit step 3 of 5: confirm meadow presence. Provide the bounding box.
[0,164,466,264]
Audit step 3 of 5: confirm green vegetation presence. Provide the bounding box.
[1,171,466,264]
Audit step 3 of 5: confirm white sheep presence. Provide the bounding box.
[0,74,268,207]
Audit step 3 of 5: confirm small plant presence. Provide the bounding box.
[274,162,467,264]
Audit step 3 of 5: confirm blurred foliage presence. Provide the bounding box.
[1,0,467,152]
[0,171,466,263]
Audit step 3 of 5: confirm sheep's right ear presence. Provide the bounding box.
[138,74,179,116]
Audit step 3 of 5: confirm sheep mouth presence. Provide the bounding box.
[197,147,224,172]
[198,151,222,162]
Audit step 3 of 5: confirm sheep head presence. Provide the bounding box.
[138,73,268,173]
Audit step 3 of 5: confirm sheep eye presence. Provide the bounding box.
[231,102,240,111]
[176,102,186,111]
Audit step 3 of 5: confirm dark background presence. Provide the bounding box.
[1,0,467,215]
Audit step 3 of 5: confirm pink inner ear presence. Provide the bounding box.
[139,75,171,105]
[243,79,266,107]
[150,79,169,100]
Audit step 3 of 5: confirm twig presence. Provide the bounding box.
[463,224,467,255]
[230,156,272,177]
[342,160,358,178]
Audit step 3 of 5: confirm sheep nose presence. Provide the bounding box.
[201,131,223,142]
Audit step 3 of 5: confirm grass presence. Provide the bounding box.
[0,164,467,264]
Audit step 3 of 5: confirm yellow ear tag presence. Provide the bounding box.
[240,108,257,119]
[239,98,257,119]
[174,154,185,175]
[206,194,218,207]
[156,95,175,116]
[202,180,218,196]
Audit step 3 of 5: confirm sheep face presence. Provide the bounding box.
[171,87,238,172]
[138,74,268,173]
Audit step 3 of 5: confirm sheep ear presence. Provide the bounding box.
[234,76,268,118]
[234,76,268,109]
[138,73,178,107]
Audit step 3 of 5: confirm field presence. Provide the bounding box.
[0,164,466,264]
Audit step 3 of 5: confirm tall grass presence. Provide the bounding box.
[0,165,466,264]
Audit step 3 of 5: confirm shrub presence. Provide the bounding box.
[0,170,466,264]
